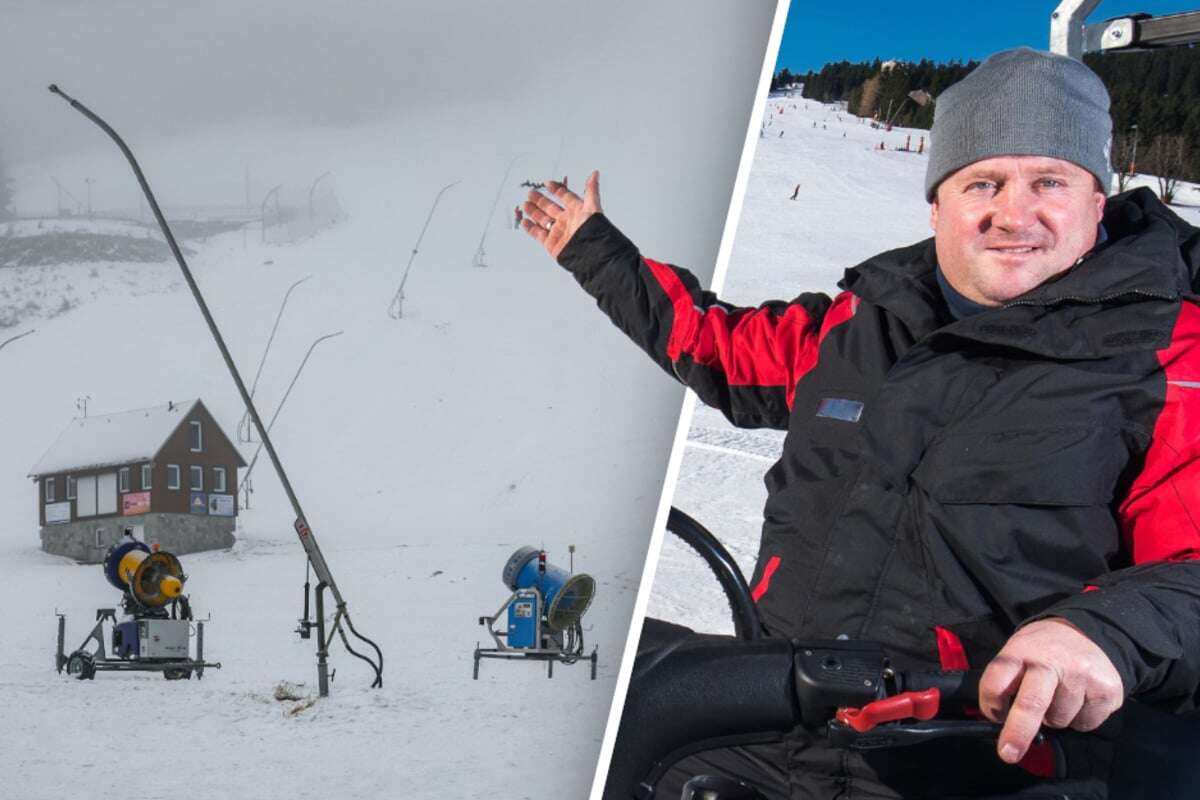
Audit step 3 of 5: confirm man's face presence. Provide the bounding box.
[931,156,1106,306]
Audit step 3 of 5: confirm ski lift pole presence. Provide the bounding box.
[237,275,313,443]
[49,84,382,693]
[472,153,523,268]
[388,180,459,319]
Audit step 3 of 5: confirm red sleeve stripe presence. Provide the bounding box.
[643,257,856,409]
[751,555,782,603]
[1119,301,1200,563]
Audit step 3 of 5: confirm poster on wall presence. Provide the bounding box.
[45,502,71,524]
[122,491,151,516]
[208,494,235,517]
[190,492,208,514]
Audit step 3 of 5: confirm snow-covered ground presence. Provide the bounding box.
[0,17,775,795]
[648,96,1200,633]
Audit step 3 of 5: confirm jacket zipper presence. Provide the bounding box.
[1003,287,1178,308]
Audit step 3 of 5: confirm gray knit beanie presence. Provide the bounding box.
[924,47,1112,201]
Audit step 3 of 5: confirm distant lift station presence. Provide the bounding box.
[56,530,220,680]
[475,546,598,679]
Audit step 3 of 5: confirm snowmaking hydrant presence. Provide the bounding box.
[473,546,598,679]
[56,529,220,680]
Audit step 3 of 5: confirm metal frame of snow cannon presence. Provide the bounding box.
[1051,0,1200,59]
[55,608,219,681]
[473,546,598,680]
[473,588,598,680]
[48,84,383,697]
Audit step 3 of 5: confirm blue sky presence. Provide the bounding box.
[776,1,1200,74]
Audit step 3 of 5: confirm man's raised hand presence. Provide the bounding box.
[979,617,1124,765]
[522,170,603,260]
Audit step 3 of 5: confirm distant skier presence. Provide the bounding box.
[789,183,800,200]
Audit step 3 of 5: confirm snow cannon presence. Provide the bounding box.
[55,529,220,681]
[104,538,185,609]
[473,545,598,679]
[503,546,595,632]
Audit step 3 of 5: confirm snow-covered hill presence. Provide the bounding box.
[649,97,1200,633]
[0,77,770,800]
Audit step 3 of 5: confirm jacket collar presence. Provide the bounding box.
[838,188,1194,359]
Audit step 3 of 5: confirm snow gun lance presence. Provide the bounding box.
[48,84,382,697]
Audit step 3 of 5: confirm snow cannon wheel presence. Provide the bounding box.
[163,668,192,681]
[66,650,96,680]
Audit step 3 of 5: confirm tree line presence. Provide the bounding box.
[775,48,1200,197]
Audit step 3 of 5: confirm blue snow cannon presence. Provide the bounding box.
[474,546,598,679]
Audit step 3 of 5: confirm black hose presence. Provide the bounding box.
[343,613,384,688]
[336,623,383,687]
[666,507,761,641]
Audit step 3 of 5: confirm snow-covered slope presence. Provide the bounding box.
[0,82,763,800]
[649,97,1200,633]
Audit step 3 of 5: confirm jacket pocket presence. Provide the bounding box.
[910,426,1127,507]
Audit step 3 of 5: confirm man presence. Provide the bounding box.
[524,49,1200,798]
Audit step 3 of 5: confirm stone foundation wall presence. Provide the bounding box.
[40,512,236,563]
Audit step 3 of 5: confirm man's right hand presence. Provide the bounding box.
[522,169,603,260]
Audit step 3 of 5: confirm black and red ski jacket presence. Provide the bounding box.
[558,188,1200,711]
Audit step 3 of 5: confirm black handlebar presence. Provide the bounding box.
[666,508,762,641]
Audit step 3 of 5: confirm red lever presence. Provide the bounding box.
[835,688,941,733]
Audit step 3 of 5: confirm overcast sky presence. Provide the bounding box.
[1,1,775,166]
[0,0,779,259]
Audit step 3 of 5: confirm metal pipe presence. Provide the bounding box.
[1050,0,1102,58]
[388,180,459,319]
[471,154,523,268]
[316,581,330,697]
[308,171,332,223]
[237,275,313,442]
[49,84,380,690]
[239,330,343,489]
[260,184,282,244]
[0,329,35,353]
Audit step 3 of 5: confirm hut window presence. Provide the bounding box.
[141,465,152,490]
[94,528,104,548]
[190,465,203,491]
[189,420,203,452]
[67,476,77,500]
[213,466,227,493]
[167,464,180,490]
[118,467,130,493]
[44,477,55,502]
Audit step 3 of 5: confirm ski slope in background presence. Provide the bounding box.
[649,97,1200,633]
[0,48,772,800]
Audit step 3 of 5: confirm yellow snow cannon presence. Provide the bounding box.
[105,537,186,608]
